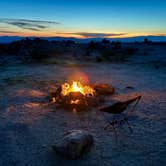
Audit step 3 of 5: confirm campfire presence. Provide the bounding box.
[50,78,116,110]
[61,81,95,99]
[51,80,102,110]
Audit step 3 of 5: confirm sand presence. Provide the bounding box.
[0,62,165,166]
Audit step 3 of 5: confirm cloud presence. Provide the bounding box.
[60,32,126,38]
[0,18,61,31]
[0,30,15,34]
[155,34,166,36]
[7,21,46,31]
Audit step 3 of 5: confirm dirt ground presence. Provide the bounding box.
[0,62,165,166]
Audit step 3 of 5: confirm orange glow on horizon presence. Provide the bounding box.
[0,30,86,38]
[0,30,165,38]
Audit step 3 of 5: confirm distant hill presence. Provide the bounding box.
[112,36,166,42]
[0,35,166,43]
[0,36,24,43]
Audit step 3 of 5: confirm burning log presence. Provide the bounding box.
[67,91,85,103]
[50,80,116,111]
[63,91,88,110]
[50,81,104,110]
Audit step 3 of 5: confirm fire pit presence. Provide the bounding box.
[49,79,142,138]
[50,81,114,111]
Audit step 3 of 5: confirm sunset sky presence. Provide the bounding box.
[0,0,166,38]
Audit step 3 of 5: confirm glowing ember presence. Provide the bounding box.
[61,81,95,97]
[71,99,80,104]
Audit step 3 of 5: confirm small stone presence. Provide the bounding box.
[52,130,94,159]
[125,86,134,89]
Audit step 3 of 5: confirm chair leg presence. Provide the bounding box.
[124,117,133,133]
[112,123,118,142]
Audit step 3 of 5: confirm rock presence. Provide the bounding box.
[93,83,114,95]
[52,130,94,159]
[125,86,134,89]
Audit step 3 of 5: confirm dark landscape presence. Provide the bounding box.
[0,0,166,166]
[0,37,166,166]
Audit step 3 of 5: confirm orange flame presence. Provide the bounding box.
[72,81,82,93]
[61,81,95,96]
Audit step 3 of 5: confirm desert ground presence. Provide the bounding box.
[0,58,165,166]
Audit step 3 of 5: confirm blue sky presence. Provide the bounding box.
[0,0,166,38]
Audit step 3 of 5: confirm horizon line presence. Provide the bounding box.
[0,34,166,39]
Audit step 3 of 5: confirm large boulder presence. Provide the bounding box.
[52,130,94,159]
